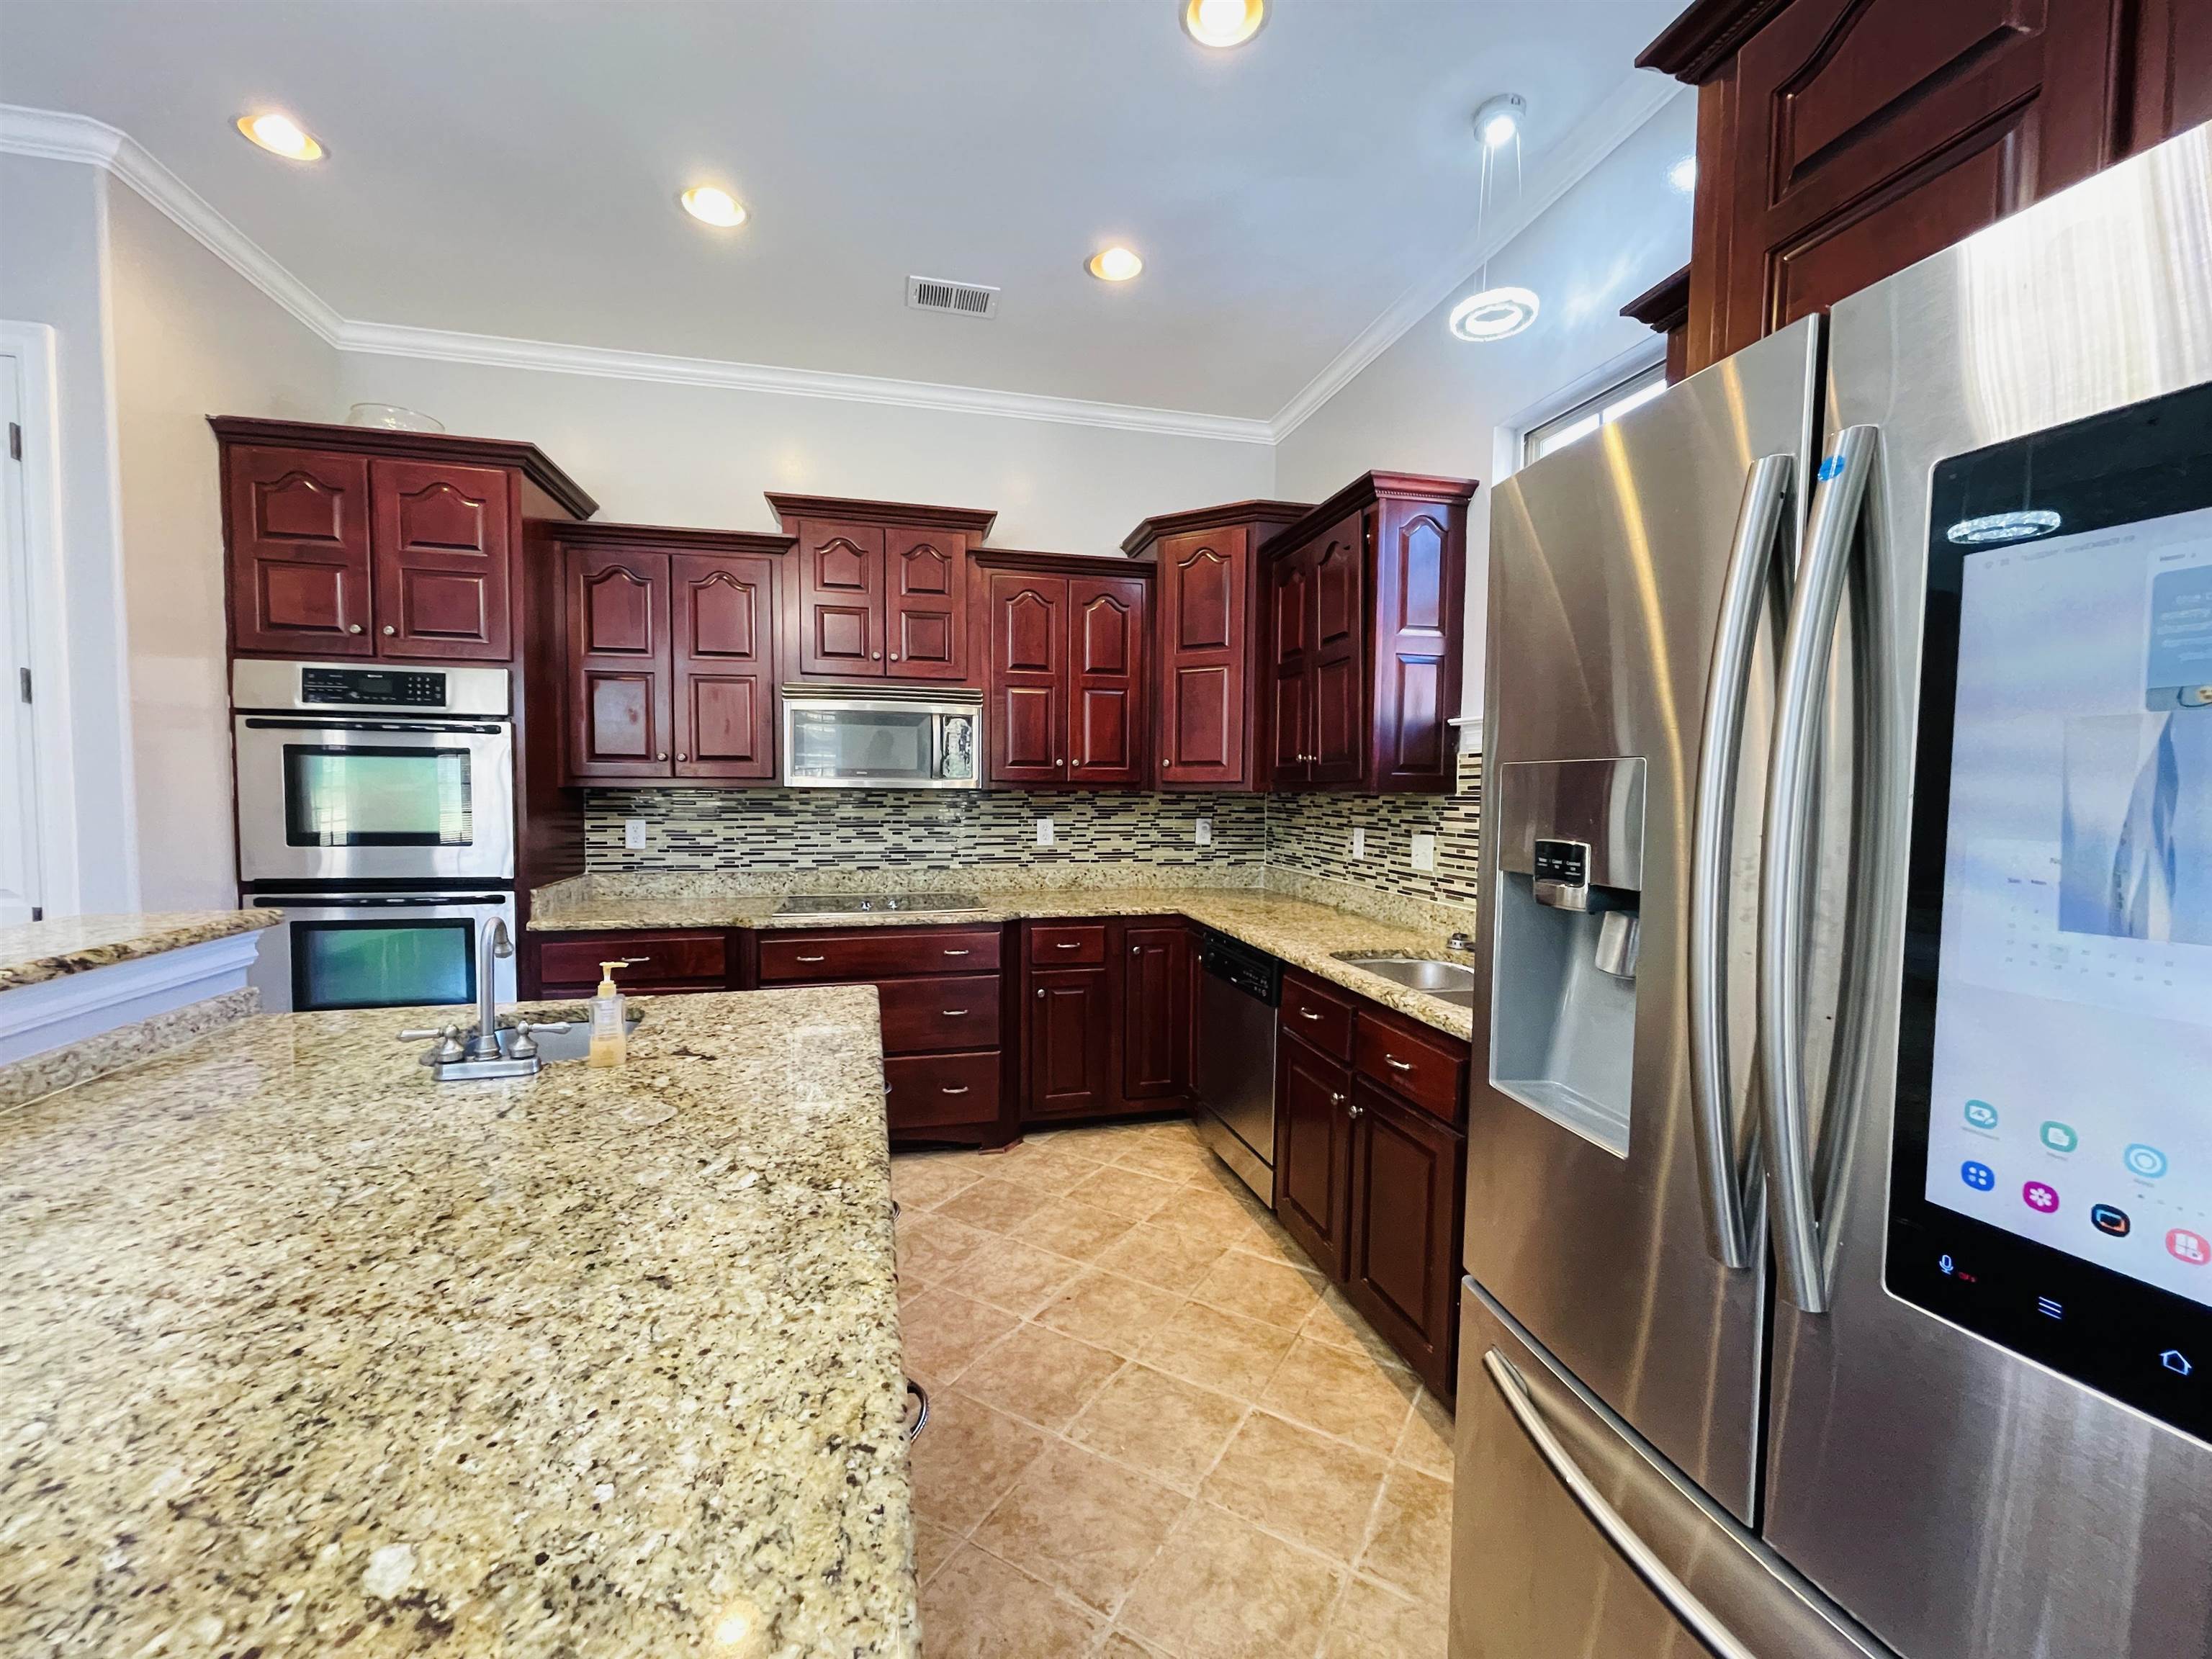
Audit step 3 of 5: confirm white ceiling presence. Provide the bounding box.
[0,0,1683,423]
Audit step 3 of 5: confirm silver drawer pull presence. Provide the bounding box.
[940,1008,969,1017]
[940,1084,970,1095]
[1385,1055,1413,1072]
[1055,940,1082,948]
[614,956,652,966]
[941,948,971,957]
[796,953,826,963]
[1298,1008,1321,1021]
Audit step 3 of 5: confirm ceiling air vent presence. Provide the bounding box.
[906,274,1000,319]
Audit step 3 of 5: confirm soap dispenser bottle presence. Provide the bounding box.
[586,961,629,1068]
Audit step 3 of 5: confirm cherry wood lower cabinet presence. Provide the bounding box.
[1271,969,1467,1396]
[1017,917,1190,1123]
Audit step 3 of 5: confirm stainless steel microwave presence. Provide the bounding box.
[780,686,981,788]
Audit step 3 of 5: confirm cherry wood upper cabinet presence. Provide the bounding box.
[552,522,794,786]
[223,446,376,655]
[213,418,595,665]
[974,552,1151,788]
[1641,0,2209,374]
[1259,474,1474,794]
[1122,500,1310,791]
[768,494,996,685]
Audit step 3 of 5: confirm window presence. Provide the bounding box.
[1521,363,1669,467]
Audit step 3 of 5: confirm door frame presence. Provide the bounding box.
[0,321,81,919]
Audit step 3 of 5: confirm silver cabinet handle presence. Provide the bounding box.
[1483,1351,1758,1659]
[613,955,652,966]
[941,948,971,957]
[1329,1091,1346,1105]
[1299,1007,1321,1022]
[1346,1101,1363,1119]
[1385,1055,1413,1072]
[676,752,687,762]
[871,650,882,660]
[655,751,668,761]
[1758,423,1881,1317]
[1130,944,1141,954]
[1055,940,1082,949]
[940,1007,968,1017]
[796,953,826,963]
[890,652,899,661]
[382,624,397,636]
[1688,450,1794,1273]
[347,623,364,634]
[1035,987,1045,999]
[940,1084,970,1095]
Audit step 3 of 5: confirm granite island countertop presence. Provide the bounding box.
[0,909,278,992]
[0,988,917,1658]
[531,875,1477,1041]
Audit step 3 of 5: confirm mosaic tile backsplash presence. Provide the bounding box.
[585,751,1482,909]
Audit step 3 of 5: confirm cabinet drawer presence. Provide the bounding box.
[1280,972,1354,1061]
[1028,922,1107,965]
[1354,1010,1467,1124]
[758,927,1002,983]
[876,975,1002,1055]
[884,1050,1001,1132]
[539,931,728,990]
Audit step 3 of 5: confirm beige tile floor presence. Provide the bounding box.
[894,1117,1454,1659]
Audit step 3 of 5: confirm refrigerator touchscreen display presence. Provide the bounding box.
[1927,504,2212,1305]
[1892,380,2212,1439]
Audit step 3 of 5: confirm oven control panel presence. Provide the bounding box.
[300,667,449,709]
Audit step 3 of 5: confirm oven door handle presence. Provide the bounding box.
[240,716,507,734]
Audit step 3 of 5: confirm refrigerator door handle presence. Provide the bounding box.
[1688,451,1794,1270]
[1483,1349,1760,1659]
[1758,423,1880,1315]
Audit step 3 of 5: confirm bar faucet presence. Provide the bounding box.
[466,917,514,1059]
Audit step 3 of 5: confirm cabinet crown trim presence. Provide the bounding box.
[974,548,1157,580]
[1636,0,1796,83]
[208,415,598,521]
[1267,471,1478,557]
[549,520,796,556]
[1119,498,1315,558]
[1622,266,1692,333]
[765,493,998,536]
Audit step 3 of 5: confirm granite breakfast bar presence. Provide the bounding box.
[0,987,919,1658]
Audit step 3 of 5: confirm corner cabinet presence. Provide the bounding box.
[975,551,1151,788]
[1262,473,1475,794]
[1017,917,1189,1123]
[1121,500,1312,791]
[551,522,791,785]
[213,418,597,664]
[768,493,997,685]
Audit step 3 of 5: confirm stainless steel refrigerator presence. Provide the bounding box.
[1453,120,2212,1659]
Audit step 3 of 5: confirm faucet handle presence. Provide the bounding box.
[1447,931,1476,953]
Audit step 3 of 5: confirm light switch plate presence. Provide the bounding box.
[624,818,647,850]
[1351,827,1367,860]
[1195,818,1213,848]
[1035,816,1056,848]
[1410,832,1437,872]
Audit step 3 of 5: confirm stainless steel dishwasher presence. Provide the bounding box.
[1192,927,1281,1206]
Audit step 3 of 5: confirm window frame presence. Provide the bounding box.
[1520,360,1671,468]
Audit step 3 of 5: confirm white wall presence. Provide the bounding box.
[336,355,1275,556]
[107,185,341,911]
[0,153,139,912]
[1275,91,1697,710]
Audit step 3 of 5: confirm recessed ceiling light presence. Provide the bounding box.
[680,186,747,228]
[1088,246,1143,282]
[1182,0,1266,48]
[1669,155,1698,193]
[1449,286,1540,343]
[235,112,324,162]
[1473,94,1527,150]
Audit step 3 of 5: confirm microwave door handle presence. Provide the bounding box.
[1687,452,1793,1272]
[1758,423,1880,1316]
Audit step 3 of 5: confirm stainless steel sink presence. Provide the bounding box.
[1334,953,1476,1007]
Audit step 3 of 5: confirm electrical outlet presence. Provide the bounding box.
[1410,832,1437,872]
[1351,827,1367,860]
[1035,816,1056,848]
[1195,817,1213,848]
[624,818,648,850]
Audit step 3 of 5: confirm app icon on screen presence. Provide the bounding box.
[1964,1100,2000,1130]
[2091,1204,2133,1237]
[2169,1229,2210,1267]
[2126,1144,2170,1179]
[1961,1161,1997,1192]
[2023,1182,2061,1214]
[2040,1121,2080,1154]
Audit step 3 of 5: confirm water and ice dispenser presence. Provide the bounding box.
[1490,757,1646,1156]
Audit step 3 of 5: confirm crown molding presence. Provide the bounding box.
[335,318,1277,443]
[1266,73,1689,443]
[0,104,343,343]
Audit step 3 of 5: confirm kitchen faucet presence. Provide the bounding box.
[465,917,516,1059]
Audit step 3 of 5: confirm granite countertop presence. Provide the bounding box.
[0,989,917,1658]
[0,909,279,992]
[531,878,1475,1041]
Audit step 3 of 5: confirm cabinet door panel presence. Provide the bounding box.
[225,446,374,655]
[1370,506,1455,791]
[793,519,886,676]
[986,573,1064,784]
[1158,531,1250,786]
[886,529,968,681]
[1269,547,1313,783]
[371,459,512,660]
[672,552,775,781]
[1067,574,1147,786]
[567,547,672,780]
[1274,1030,1353,1280]
[1121,924,1189,1099]
[1345,1080,1464,1396]
[1025,967,1112,1119]
[1309,516,1366,784]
